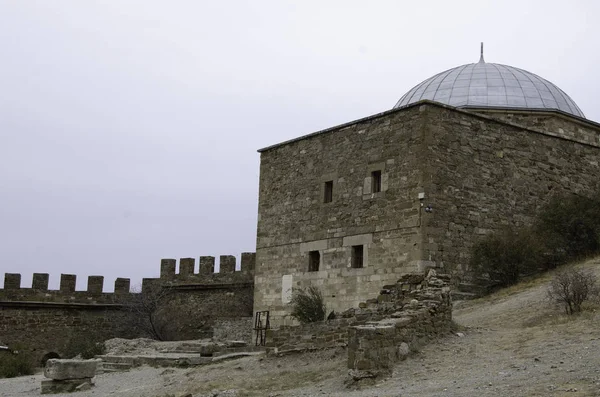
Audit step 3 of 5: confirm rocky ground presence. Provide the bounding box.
[3,258,600,397]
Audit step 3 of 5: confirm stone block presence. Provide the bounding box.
[160,259,176,279]
[60,274,76,293]
[32,273,49,290]
[4,273,21,289]
[179,258,195,276]
[87,276,104,294]
[199,256,215,274]
[241,252,256,272]
[114,277,130,293]
[220,255,236,273]
[44,359,97,380]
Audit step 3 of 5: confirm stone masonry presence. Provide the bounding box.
[265,269,452,380]
[0,253,255,366]
[254,100,600,324]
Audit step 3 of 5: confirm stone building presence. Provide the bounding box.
[254,49,600,325]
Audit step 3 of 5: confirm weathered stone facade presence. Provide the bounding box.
[255,101,600,324]
[0,253,255,365]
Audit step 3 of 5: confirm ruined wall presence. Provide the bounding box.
[266,317,354,351]
[0,252,255,364]
[212,318,254,344]
[255,106,432,325]
[419,104,600,278]
[347,270,452,380]
[265,269,452,380]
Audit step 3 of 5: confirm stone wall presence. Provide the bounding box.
[254,101,600,323]
[266,317,354,351]
[418,104,600,278]
[0,252,256,365]
[213,318,254,344]
[347,269,452,380]
[266,268,452,370]
[255,106,431,325]
[474,109,600,147]
[142,254,255,340]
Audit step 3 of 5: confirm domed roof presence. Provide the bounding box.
[394,51,585,118]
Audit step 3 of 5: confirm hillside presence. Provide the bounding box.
[3,258,600,397]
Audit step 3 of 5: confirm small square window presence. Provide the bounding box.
[371,170,382,193]
[351,245,364,268]
[308,251,320,272]
[324,180,333,203]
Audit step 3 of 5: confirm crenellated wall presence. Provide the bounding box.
[0,273,131,303]
[140,254,256,341]
[0,252,256,365]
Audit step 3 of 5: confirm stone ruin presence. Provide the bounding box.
[42,359,98,394]
[266,268,452,381]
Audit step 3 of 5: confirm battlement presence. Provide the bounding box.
[2,273,131,293]
[0,252,256,302]
[158,252,255,279]
[0,273,131,304]
[143,252,256,290]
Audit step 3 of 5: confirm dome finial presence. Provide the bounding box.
[479,42,485,63]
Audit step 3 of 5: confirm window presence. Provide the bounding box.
[308,251,320,272]
[351,245,364,268]
[371,170,382,193]
[324,180,333,203]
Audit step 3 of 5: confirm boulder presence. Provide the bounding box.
[44,359,97,380]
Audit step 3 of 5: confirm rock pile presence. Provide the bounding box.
[41,359,98,394]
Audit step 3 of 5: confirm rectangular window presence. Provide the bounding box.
[308,251,320,272]
[324,180,333,203]
[351,245,364,268]
[371,170,382,193]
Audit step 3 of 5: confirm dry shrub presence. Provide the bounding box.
[470,228,544,288]
[548,267,600,314]
[290,286,326,323]
[535,193,600,268]
[123,284,173,341]
[0,352,34,378]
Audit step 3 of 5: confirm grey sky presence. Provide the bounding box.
[1,1,599,290]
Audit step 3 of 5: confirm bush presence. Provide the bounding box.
[63,333,106,359]
[548,267,599,314]
[0,353,34,378]
[535,194,600,267]
[470,228,544,288]
[290,286,327,323]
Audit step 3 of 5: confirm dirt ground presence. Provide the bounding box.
[3,258,600,397]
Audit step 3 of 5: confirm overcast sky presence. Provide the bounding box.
[1,1,599,291]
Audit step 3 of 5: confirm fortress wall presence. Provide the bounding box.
[0,252,256,363]
[0,273,131,304]
[140,254,255,340]
[420,104,600,278]
[0,303,137,366]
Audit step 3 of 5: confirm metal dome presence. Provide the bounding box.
[394,52,585,118]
